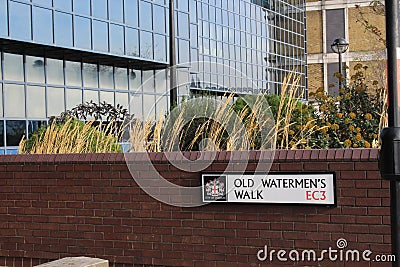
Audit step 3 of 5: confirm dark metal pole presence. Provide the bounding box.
[169,0,177,110]
[338,52,343,90]
[384,1,400,266]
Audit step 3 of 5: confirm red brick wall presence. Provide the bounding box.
[0,149,392,266]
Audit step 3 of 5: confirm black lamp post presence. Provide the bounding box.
[331,38,349,90]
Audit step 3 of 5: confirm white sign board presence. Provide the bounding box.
[202,173,336,205]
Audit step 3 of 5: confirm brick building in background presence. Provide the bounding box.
[306,0,386,97]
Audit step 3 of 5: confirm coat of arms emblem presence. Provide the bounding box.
[203,175,227,201]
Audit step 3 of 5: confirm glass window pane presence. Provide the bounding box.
[143,94,155,118]
[47,87,65,116]
[27,86,46,118]
[125,0,139,27]
[26,56,45,84]
[178,13,189,39]
[0,0,8,36]
[74,16,91,49]
[109,0,123,23]
[0,121,3,147]
[65,61,82,86]
[115,68,128,90]
[32,0,52,7]
[125,27,139,57]
[6,120,25,146]
[84,90,99,104]
[154,34,166,62]
[3,53,24,81]
[110,24,124,55]
[178,40,190,64]
[28,121,46,138]
[155,70,167,94]
[66,88,82,110]
[100,91,114,105]
[129,70,142,92]
[156,95,167,117]
[83,63,98,88]
[116,92,128,110]
[5,84,25,117]
[55,12,73,46]
[99,65,114,89]
[92,20,109,52]
[32,7,53,43]
[54,0,72,11]
[142,70,154,93]
[130,93,142,118]
[9,2,31,40]
[92,0,108,19]
[140,31,153,59]
[140,1,152,31]
[326,9,345,52]
[153,5,165,34]
[178,0,188,12]
[0,84,3,117]
[47,58,64,85]
[73,0,90,15]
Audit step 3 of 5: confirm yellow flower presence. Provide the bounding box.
[353,144,359,148]
[356,127,361,133]
[354,134,362,142]
[344,139,352,148]
[289,130,295,135]
[320,104,327,112]
[344,119,350,124]
[365,113,372,120]
[345,93,351,99]
[337,113,343,119]
[340,88,345,93]
[316,92,324,99]
[373,134,378,139]
[349,125,355,131]
[364,141,371,148]
[326,122,331,127]
[331,124,340,131]
[320,127,328,134]
[337,96,342,101]
[296,125,301,130]
[355,86,365,92]
[349,112,356,119]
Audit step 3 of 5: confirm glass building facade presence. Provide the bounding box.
[0,0,306,153]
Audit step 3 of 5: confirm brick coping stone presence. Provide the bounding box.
[34,257,108,267]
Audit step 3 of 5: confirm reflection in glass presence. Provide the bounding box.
[83,63,98,88]
[73,0,90,15]
[178,13,189,39]
[4,84,25,118]
[115,68,128,90]
[74,16,91,49]
[125,0,139,27]
[9,2,31,40]
[100,91,114,105]
[129,70,142,92]
[143,94,155,118]
[142,71,154,93]
[140,1,152,31]
[3,53,24,82]
[110,24,124,55]
[99,65,114,89]
[109,0,123,23]
[54,0,72,11]
[92,0,108,19]
[0,121,3,146]
[26,56,45,84]
[125,28,139,57]
[47,58,64,85]
[27,86,46,118]
[0,0,8,36]
[92,20,109,52]
[178,40,190,64]
[47,87,65,116]
[154,34,166,62]
[65,61,82,86]
[66,88,82,110]
[33,7,53,43]
[55,12,73,46]
[6,120,25,146]
[140,31,153,59]
[153,5,165,34]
